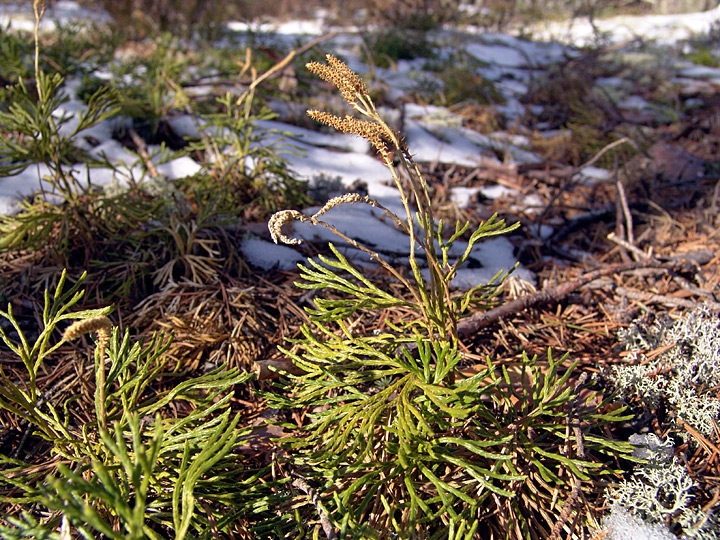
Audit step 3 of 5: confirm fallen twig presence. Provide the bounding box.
[128,128,160,178]
[291,474,338,540]
[607,232,652,261]
[457,258,692,338]
[614,178,635,252]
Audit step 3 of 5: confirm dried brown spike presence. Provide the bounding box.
[312,193,370,219]
[306,111,391,160]
[325,54,367,95]
[63,316,112,342]
[306,54,367,104]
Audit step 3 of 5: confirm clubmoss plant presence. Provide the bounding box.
[109,33,190,137]
[0,272,291,538]
[0,1,124,263]
[265,55,633,538]
[0,9,307,302]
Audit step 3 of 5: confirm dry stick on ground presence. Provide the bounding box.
[614,285,720,311]
[291,474,338,540]
[606,232,652,261]
[615,179,634,246]
[614,177,636,263]
[605,237,718,303]
[128,128,160,178]
[456,258,694,339]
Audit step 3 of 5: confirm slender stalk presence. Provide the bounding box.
[33,0,46,102]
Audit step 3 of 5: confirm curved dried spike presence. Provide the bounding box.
[325,54,368,95]
[268,210,305,245]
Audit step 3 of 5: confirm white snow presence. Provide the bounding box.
[240,236,305,271]
[0,2,717,293]
[155,156,203,179]
[466,43,530,68]
[529,5,720,46]
[451,187,480,208]
[580,166,614,183]
[0,1,109,32]
[602,506,675,540]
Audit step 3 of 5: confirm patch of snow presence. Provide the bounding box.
[292,204,412,256]
[580,166,613,182]
[466,43,530,68]
[495,79,529,97]
[155,156,203,180]
[536,224,555,239]
[424,236,534,289]
[256,120,370,154]
[479,184,517,200]
[513,192,544,213]
[495,98,526,121]
[405,120,492,167]
[88,139,140,165]
[596,76,628,88]
[677,63,720,81]
[227,19,325,36]
[0,196,21,216]
[531,5,720,46]
[602,506,675,540]
[465,34,574,68]
[451,187,480,208]
[168,115,202,139]
[618,95,653,110]
[0,1,109,32]
[672,77,720,96]
[241,236,305,271]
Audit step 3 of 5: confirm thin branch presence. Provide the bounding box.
[606,232,651,261]
[128,128,160,179]
[291,475,338,540]
[456,259,692,338]
[615,179,635,247]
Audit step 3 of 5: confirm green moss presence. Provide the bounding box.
[685,47,720,68]
[364,29,435,69]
